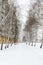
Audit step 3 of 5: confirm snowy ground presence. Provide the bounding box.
[0,43,43,65]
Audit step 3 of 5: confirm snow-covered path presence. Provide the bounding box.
[0,43,43,65]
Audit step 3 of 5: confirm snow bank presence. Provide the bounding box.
[0,43,43,65]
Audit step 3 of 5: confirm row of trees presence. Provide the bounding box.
[23,0,43,48]
[0,0,19,50]
[0,0,43,49]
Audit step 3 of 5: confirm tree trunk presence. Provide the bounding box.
[40,44,42,48]
[1,39,4,50]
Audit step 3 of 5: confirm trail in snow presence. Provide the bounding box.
[0,43,43,65]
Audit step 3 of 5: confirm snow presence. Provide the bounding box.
[0,43,43,65]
